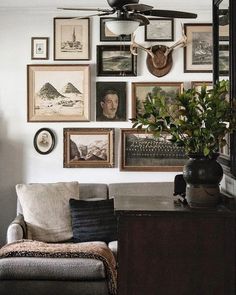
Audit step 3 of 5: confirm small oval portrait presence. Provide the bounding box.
[34,128,55,155]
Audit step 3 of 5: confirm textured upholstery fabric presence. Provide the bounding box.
[0,281,109,295]
[108,241,118,259]
[109,182,174,198]
[70,199,117,243]
[15,182,80,242]
[0,257,105,280]
[16,183,108,214]
[7,214,26,243]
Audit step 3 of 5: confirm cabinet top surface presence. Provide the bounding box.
[114,195,235,215]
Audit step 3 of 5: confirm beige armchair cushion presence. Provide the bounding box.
[16,182,80,242]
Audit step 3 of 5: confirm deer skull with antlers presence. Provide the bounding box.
[130,25,187,77]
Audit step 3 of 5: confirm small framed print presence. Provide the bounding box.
[31,37,49,60]
[120,129,186,172]
[184,23,213,73]
[96,82,127,121]
[34,128,55,155]
[145,18,174,41]
[54,17,90,60]
[63,128,114,168]
[97,45,137,76]
[132,82,183,118]
[100,17,131,42]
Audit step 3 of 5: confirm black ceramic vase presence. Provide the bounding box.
[183,154,223,208]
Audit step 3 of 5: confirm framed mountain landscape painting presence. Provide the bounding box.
[27,64,90,122]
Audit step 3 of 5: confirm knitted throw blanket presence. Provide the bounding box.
[0,239,117,295]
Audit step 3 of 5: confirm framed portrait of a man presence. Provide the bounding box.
[33,128,55,155]
[96,82,127,121]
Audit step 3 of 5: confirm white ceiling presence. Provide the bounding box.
[0,0,212,12]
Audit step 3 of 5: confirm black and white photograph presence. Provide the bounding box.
[64,128,114,168]
[184,23,213,72]
[121,129,187,171]
[100,18,131,41]
[33,128,55,155]
[96,82,126,121]
[219,44,229,75]
[97,45,137,76]
[145,18,174,41]
[54,18,90,60]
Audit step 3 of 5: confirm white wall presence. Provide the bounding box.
[0,8,212,245]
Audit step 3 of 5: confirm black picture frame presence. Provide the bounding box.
[97,45,137,76]
[96,82,127,121]
[100,18,131,42]
[33,128,55,155]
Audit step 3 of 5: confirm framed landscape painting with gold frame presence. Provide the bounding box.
[191,81,213,91]
[120,129,187,172]
[63,128,114,168]
[27,64,90,122]
[132,82,183,118]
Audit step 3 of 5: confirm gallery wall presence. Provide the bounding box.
[0,6,212,245]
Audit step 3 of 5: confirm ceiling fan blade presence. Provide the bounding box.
[143,9,197,19]
[129,13,150,26]
[123,4,153,12]
[73,11,115,19]
[58,7,114,13]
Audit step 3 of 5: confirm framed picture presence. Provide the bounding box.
[97,45,137,76]
[120,129,187,171]
[54,17,90,60]
[132,82,183,118]
[63,128,114,168]
[184,23,213,73]
[219,44,229,76]
[191,81,213,91]
[100,18,131,42]
[33,128,55,155]
[96,82,126,121]
[145,18,174,41]
[31,37,49,60]
[27,64,90,122]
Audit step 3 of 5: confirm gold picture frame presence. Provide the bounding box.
[64,128,115,168]
[132,82,183,118]
[120,129,187,172]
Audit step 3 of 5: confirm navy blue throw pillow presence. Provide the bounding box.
[69,198,117,243]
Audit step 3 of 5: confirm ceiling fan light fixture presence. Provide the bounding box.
[105,19,140,36]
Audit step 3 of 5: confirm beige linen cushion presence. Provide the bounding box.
[15,182,80,242]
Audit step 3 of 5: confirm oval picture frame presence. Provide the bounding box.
[33,128,55,155]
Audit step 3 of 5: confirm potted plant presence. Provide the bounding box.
[132,80,236,208]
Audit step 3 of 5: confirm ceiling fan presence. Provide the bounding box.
[58,0,197,36]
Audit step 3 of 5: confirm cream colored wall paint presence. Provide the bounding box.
[0,9,212,245]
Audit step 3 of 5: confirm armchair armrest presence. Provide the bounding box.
[7,214,27,243]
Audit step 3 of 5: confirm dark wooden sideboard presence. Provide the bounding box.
[114,196,236,295]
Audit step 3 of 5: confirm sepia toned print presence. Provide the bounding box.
[27,65,90,122]
[184,24,213,72]
[54,18,90,60]
[121,129,187,171]
[64,128,114,168]
[145,18,174,41]
[33,128,55,155]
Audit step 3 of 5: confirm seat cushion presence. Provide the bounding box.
[15,182,80,242]
[69,199,117,243]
